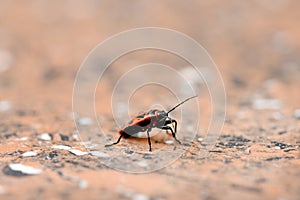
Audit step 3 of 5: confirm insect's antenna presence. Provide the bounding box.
[167,95,198,114]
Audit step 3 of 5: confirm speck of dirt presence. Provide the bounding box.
[60,134,69,141]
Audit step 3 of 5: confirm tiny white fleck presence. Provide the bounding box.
[52,145,71,150]
[9,163,42,175]
[22,151,38,157]
[0,185,6,195]
[72,133,79,141]
[78,117,92,125]
[39,133,52,141]
[137,161,148,167]
[90,151,109,158]
[294,109,300,119]
[165,140,174,145]
[275,146,281,150]
[69,149,88,156]
[0,50,13,73]
[245,148,251,154]
[252,98,282,110]
[15,137,28,141]
[0,101,12,112]
[132,193,149,200]
[78,180,88,189]
[197,137,203,142]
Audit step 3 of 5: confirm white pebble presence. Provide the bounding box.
[132,194,149,200]
[8,163,42,175]
[245,147,251,154]
[252,98,282,110]
[72,133,79,141]
[137,161,148,167]
[0,185,6,195]
[22,151,37,157]
[197,137,203,142]
[90,151,109,158]
[0,50,13,73]
[39,133,52,141]
[294,109,300,119]
[78,180,88,189]
[78,117,92,125]
[0,101,12,112]
[15,137,28,141]
[165,140,174,145]
[69,149,88,156]
[275,146,281,150]
[52,145,71,150]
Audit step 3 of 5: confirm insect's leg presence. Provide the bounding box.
[164,119,177,133]
[147,129,152,152]
[105,135,123,147]
[161,126,181,144]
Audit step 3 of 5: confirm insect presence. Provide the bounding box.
[105,95,197,151]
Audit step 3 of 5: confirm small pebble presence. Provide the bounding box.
[60,134,69,141]
[245,148,251,154]
[69,149,88,156]
[52,145,71,150]
[90,151,109,158]
[137,161,148,168]
[294,109,300,119]
[78,180,88,189]
[252,98,282,110]
[165,140,174,145]
[72,133,79,141]
[0,50,13,73]
[132,194,149,200]
[0,185,6,195]
[8,163,42,175]
[22,151,38,157]
[0,101,12,112]
[78,117,93,125]
[275,146,281,150]
[39,133,52,141]
[197,137,203,142]
[15,137,28,141]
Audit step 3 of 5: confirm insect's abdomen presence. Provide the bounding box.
[118,117,152,138]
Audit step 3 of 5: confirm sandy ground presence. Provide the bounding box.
[0,1,300,200]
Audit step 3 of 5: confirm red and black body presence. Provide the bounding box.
[105,96,197,151]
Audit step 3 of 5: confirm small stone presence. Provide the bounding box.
[0,101,12,112]
[72,133,79,141]
[15,137,28,141]
[137,161,148,168]
[69,149,88,156]
[90,151,109,158]
[22,151,38,157]
[52,145,71,150]
[197,137,203,142]
[294,109,300,119]
[165,140,174,145]
[39,133,52,141]
[78,117,92,126]
[8,164,42,175]
[60,134,69,141]
[78,180,88,189]
[0,50,13,73]
[252,98,282,110]
[132,194,149,200]
[245,148,251,154]
[0,185,6,194]
[275,146,281,150]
